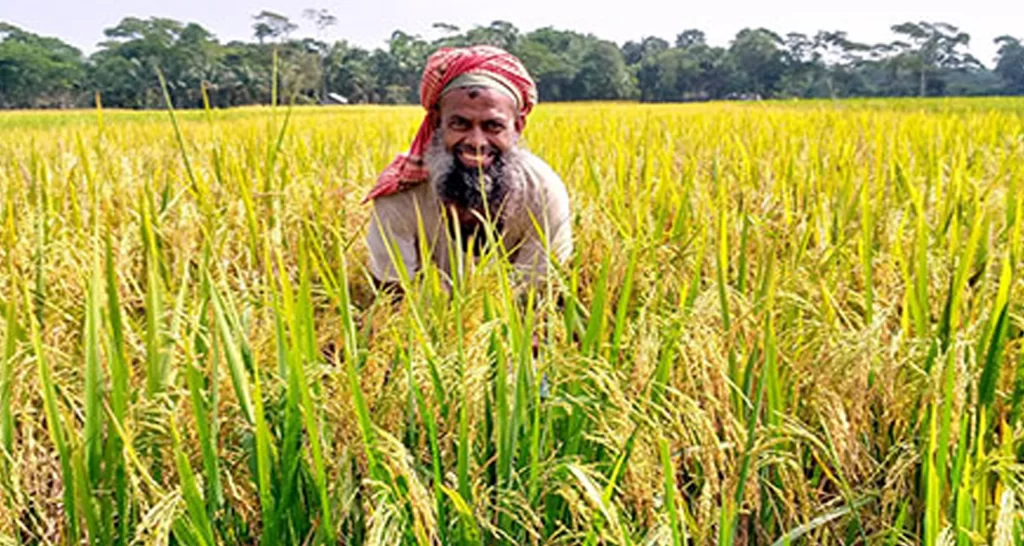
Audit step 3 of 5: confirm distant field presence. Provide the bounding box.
[0,99,1022,544]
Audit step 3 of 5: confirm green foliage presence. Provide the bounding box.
[2,17,1021,110]
[994,36,1024,93]
[0,22,85,107]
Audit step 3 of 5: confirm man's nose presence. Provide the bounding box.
[464,126,487,150]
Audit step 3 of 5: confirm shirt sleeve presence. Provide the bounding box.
[366,193,420,284]
[511,167,573,286]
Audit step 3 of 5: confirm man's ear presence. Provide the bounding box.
[514,113,526,134]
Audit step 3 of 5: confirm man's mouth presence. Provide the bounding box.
[455,146,497,169]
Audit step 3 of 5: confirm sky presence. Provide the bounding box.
[1,0,1018,68]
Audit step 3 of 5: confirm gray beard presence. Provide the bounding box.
[424,136,524,222]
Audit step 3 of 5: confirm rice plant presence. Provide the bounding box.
[0,98,1022,544]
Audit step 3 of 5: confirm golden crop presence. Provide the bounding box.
[1,99,1022,544]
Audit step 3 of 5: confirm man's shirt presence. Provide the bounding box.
[366,150,572,288]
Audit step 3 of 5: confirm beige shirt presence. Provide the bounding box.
[366,150,572,288]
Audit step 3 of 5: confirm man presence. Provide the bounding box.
[364,46,572,293]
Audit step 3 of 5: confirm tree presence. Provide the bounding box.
[729,28,786,97]
[303,8,337,33]
[519,28,636,101]
[2,17,1019,109]
[810,31,870,97]
[464,20,520,51]
[890,21,978,96]
[252,11,297,44]
[621,41,643,66]
[216,41,272,106]
[639,49,688,101]
[432,22,460,35]
[0,23,85,107]
[177,23,223,99]
[573,40,636,100]
[303,8,338,102]
[622,36,669,65]
[324,41,377,103]
[637,43,732,101]
[90,17,222,107]
[994,36,1024,94]
[384,30,430,103]
[675,29,706,49]
[516,32,575,101]
[623,36,672,100]
[779,32,817,97]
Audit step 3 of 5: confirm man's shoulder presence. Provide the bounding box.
[514,149,570,220]
[517,149,569,204]
[371,180,434,211]
[518,149,562,185]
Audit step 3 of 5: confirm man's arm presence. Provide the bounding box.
[510,170,573,287]
[366,194,420,292]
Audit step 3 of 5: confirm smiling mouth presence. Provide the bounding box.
[456,146,497,168]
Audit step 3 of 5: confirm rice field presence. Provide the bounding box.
[0,98,1022,545]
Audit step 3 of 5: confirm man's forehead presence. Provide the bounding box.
[439,87,517,119]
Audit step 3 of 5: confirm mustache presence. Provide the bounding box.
[426,137,518,215]
[451,143,500,162]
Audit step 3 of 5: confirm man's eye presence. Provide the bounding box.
[484,121,505,132]
[450,119,469,129]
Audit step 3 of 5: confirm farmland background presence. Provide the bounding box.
[1,99,1023,544]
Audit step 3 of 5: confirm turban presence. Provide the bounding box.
[364,45,538,202]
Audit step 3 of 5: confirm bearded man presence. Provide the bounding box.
[364,46,572,293]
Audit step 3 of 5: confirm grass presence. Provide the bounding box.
[0,97,1022,544]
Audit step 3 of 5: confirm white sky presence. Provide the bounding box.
[2,0,1017,67]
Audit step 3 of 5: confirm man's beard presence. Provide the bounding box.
[425,136,522,222]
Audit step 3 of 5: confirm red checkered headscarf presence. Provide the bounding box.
[364,46,538,202]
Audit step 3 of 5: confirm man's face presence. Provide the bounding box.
[438,87,523,170]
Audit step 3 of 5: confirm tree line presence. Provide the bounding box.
[1,13,1023,109]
